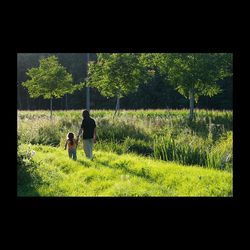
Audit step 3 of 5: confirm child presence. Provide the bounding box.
[64,132,78,160]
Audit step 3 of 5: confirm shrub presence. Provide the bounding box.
[17,145,41,196]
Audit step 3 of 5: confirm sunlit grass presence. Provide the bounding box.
[17,109,233,197]
[18,144,232,197]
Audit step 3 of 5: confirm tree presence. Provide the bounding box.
[22,56,76,119]
[141,53,233,119]
[56,53,87,109]
[17,53,233,110]
[17,82,22,109]
[85,53,90,111]
[87,53,149,115]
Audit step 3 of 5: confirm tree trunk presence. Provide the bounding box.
[114,97,120,116]
[26,93,30,110]
[50,98,53,119]
[17,84,22,110]
[189,54,196,120]
[61,96,63,110]
[86,53,90,111]
[189,89,194,120]
[86,86,90,111]
[65,94,68,110]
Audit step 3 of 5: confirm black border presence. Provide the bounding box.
[11,35,245,219]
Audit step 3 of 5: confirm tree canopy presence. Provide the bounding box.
[86,53,153,113]
[140,53,233,118]
[17,53,233,111]
[22,55,78,117]
[87,53,149,98]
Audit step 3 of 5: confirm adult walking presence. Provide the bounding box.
[77,110,96,160]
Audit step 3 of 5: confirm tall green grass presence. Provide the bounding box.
[18,109,233,170]
[153,131,232,171]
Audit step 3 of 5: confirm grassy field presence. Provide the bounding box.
[18,144,232,196]
[17,109,233,197]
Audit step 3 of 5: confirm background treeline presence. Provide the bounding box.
[17,53,232,110]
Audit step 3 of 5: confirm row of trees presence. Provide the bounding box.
[18,53,233,119]
[17,53,91,111]
[87,53,232,119]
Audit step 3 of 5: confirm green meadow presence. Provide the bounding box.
[17,109,233,197]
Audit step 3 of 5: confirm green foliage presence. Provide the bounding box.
[140,53,232,102]
[87,53,150,99]
[18,53,233,110]
[17,144,42,196]
[18,118,64,146]
[22,55,76,99]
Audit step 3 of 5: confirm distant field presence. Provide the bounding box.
[17,109,233,197]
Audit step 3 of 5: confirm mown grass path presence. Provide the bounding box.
[18,144,232,197]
